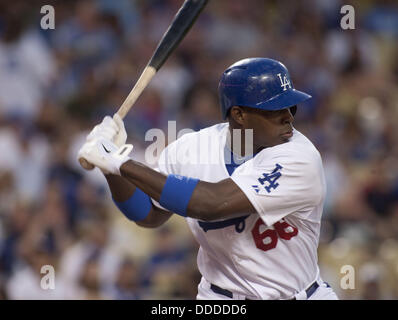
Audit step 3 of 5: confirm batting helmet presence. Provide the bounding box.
[218,58,312,119]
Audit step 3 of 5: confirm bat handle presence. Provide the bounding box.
[79,157,95,170]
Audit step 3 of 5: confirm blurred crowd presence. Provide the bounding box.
[0,0,397,300]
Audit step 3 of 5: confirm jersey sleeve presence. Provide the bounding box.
[230,149,325,226]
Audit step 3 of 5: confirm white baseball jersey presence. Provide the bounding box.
[156,122,326,300]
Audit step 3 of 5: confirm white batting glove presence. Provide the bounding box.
[77,137,133,175]
[87,114,127,147]
[112,114,128,146]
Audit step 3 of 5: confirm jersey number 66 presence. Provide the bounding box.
[251,218,298,252]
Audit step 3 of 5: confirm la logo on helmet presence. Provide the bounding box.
[277,73,292,91]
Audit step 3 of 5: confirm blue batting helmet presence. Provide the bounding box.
[218,58,312,119]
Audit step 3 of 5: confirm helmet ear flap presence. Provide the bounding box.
[289,105,297,116]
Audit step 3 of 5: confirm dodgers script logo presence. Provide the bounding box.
[252,163,283,195]
[277,73,292,91]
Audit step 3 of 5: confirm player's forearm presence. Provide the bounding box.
[119,160,170,204]
[120,160,167,201]
[105,173,137,202]
[119,160,254,221]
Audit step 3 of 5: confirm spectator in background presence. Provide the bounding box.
[141,226,192,299]
[180,83,221,131]
[109,257,140,300]
[6,238,69,299]
[0,203,32,278]
[58,213,121,299]
[0,3,56,121]
[77,255,106,299]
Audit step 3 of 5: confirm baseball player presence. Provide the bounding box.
[78,58,338,300]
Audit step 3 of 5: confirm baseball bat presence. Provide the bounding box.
[79,0,208,170]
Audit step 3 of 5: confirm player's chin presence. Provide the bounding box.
[280,131,293,142]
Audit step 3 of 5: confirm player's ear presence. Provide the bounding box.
[229,106,246,126]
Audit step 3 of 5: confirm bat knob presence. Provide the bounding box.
[79,157,95,170]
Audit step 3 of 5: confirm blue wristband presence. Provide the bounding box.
[159,174,199,217]
[113,188,151,221]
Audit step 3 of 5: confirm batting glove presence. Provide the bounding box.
[87,114,127,147]
[77,137,133,175]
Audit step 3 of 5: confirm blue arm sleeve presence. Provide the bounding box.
[113,188,152,221]
[159,174,199,217]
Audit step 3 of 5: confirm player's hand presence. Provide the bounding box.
[87,114,127,147]
[77,137,133,175]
